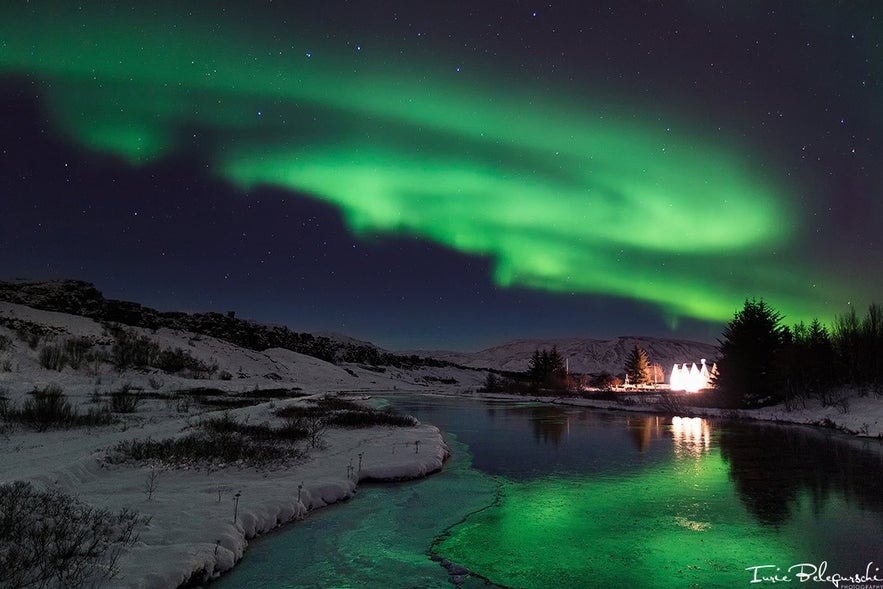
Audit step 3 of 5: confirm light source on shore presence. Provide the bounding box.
[670,359,716,392]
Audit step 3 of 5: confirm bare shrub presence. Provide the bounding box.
[108,383,141,413]
[819,386,851,413]
[37,337,96,372]
[0,481,147,588]
[2,384,114,430]
[63,337,95,370]
[110,414,308,466]
[21,383,75,428]
[145,467,161,501]
[324,409,416,428]
[16,328,42,350]
[108,327,217,377]
[109,390,142,414]
[653,392,686,415]
[38,344,67,371]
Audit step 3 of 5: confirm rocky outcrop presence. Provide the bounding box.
[0,279,456,370]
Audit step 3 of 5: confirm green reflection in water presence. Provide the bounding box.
[211,433,498,589]
[434,446,802,589]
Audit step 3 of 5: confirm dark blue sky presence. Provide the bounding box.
[1,2,880,350]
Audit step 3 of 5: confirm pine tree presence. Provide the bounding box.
[623,345,651,386]
[527,346,567,388]
[714,298,785,407]
[548,346,566,379]
[528,349,544,382]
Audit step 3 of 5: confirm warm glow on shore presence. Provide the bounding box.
[670,359,716,392]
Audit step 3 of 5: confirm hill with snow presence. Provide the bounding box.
[0,296,476,588]
[415,336,719,375]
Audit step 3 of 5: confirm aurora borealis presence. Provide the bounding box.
[1,2,880,349]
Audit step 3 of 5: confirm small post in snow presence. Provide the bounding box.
[233,491,241,525]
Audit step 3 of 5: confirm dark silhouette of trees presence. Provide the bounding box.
[713,298,786,407]
[623,345,651,386]
[832,303,883,394]
[779,319,836,408]
[589,371,622,390]
[528,346,567,389]
[709,296,883,408]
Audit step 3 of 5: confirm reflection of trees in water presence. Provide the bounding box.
[626,416,665,451]
[522,406,628,446]
[526,406,569,446]
[718,424,883,526]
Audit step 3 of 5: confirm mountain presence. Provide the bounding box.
[0,279,453,369]
[0,279,717,377]
[415,336,718,375]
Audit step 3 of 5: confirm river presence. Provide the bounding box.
[213,395,883,588]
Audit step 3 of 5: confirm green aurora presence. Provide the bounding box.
[0,3,861,327]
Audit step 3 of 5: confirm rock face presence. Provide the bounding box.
[0,279,106,318]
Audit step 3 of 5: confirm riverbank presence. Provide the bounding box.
[1,394,449,588]
[110,410,450,588]
[0,301,466,588]
[455,389,883,438]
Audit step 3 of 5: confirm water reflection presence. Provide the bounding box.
[670,416,711,458]
[483,403,576,447]
[718,423,883,526]
[625,415,664,451]
[390,396,883,529]
[217,396,883,589]
[527,405,570,446]
[625,415,711,456]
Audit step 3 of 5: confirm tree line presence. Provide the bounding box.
[714,298,882,408]
[482,344,659,393]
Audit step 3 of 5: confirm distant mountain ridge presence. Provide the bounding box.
[0,279,718,376]
[415,336,719,375]
[0,279,451,369]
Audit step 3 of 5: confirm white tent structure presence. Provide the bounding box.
[670,359,716,392]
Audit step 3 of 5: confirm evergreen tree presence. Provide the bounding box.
[833,303,883,391]
[548,345,566,379]
[780,318,835,408]
[528,349,544,382]
[527,346,567,389]
[714,298,785,407]
[623,345,651,386]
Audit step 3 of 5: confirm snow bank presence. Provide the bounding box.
[466,391,883,437]
[104,423,449,588]
[0,302,453,588]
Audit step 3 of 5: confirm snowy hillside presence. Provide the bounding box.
[416,336,719,374]
[0,300,473,588]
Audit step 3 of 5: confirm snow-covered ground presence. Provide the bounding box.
[0,302,458,587]
[2,300,880,588]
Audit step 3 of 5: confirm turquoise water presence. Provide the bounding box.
[213,396,883,588]
[211,430,498,588]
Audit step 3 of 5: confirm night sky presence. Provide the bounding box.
[1,2,880,351]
